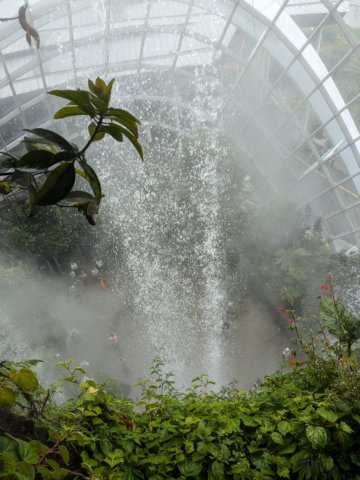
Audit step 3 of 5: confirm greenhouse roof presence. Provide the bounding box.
[1,0,360,250]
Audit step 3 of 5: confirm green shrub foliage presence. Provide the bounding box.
[1,287,360,479]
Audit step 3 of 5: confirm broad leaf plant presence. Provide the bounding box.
[0,78,143,225]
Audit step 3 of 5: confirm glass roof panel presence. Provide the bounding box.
[0,0,360,249]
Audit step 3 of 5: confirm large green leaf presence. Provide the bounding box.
[54,105,89,119]
[108,107,140,124]
[16,150,56,169]
[89,94,108,114]
[35,163,76,206]
[14,461,35,480]
[49,89,96,117]
[12,369,38,392]
[178,459,202,477]
[0,436,18,455]
[100,124,124,142]
[18,441,38,464]
[316,408,338,423]
[208,461,225,480]
[109,116,138,138]
[306,425,328,449]
[24,128,76,153]
[0,387,16,407]
[79,160,102,202]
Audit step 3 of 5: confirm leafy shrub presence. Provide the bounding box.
[1,289,360,479]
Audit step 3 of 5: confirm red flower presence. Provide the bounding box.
[321,283,328,290]
[276,306,284,312]
[287,318,294,325]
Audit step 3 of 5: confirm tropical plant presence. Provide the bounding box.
[0,78,143,225]
[2,288,360,480]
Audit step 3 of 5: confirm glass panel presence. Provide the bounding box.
[345,204,360,231]
[332,50,360,104]
[193,0,234,19]
[0,92,16,117]
[13,66,43,102]
[186,12,226,43]
[143,32,178,58]
[44,51,73,74]
[2,39,36,75]
[0,113,25,144]
[23,99,51,129]
[267,161,297,191]
[110,0,148,25]
[297,166,330,199]
[75,40,105,69]
[326,211,351,237]
[110,35,141,63]
[337,177,360,208]
[149,1,187,17]
[319,23,353,71]
[327,146,358,184]
[309,189,341,218]
[232,6,266,45]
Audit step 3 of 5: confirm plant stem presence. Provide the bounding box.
[78,115,104,157]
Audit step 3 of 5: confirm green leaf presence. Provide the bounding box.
[100,124,124,142]
[12,369,38,392]
[178,459,202,477]
[208,461,225,480]
[108,107,140,125]
[103,78,115,104]
[340,421,353,433]
[89,94,108,113]
[0,387,16,407]
[278,443,297,455]
[35,163,76,206]
[24,129,76,153]
[306,425,328,449]
[316,408,338,423]
[88,123,105,142]
[48,90,96,117]
[58,445,70,466]
[54,106,89,119]
[14,461,35,480]
[88,77,115,105]
[291,450,309,469]
[109,116,138,138]
[63,191,95,205]
[0,436,18,456]
[271,432,284,445]
[78,160,101,202]
[320,454,334,472]
[277,421,295,436]
[16,150,58,169]
[18,441,38,464]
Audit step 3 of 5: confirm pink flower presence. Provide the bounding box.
[287,318,294,325]
[276,306,284,312]
[321,283,329,290]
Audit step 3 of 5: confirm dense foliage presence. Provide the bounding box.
[1,285,360,479]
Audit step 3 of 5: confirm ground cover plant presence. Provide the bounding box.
[1,281,360,479]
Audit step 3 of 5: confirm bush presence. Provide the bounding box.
[1,287,360,479]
